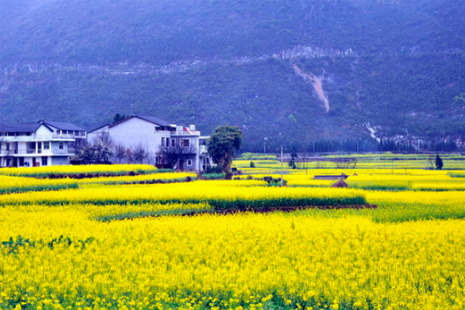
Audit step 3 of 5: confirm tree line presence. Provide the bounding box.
[243,138,463,154]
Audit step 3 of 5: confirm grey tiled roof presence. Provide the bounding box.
[136,115,172,127]
[0,120,43,133]
[0,120,84,133]
[43,121,86,131]
[110,115,173,128]
[88,123,111,133]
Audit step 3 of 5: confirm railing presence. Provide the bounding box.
[52,134,76,139]
[2,135,75,141]
[0,150,19,155]
[0,149,73,156]
[27,148,41,154]
[54,149,73,155]
[34,134,76,140]
[171,130,201,136]
[0,136,33,142]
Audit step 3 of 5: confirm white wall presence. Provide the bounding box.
[109,118,170,156]
[34,125,54,139]
[51,156,69,165]
[87,125,109,142]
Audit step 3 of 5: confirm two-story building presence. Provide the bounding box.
[0,120,86,167]
[88,115,210,171]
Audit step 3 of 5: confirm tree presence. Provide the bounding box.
[92,133,114,163]
[125,148,134,163]
[113,113,127,124]
[207,125,242,173]
[435,154,444,170]
[132,144,150,164]
[290,146,298,161]
[288,159,297,169]
[159,144,196,170]
[74,132,113,164]
[113,143,127,164]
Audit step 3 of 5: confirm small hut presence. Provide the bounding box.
[331,179,348,188]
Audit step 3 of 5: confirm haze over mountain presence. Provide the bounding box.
[1,0,464,151]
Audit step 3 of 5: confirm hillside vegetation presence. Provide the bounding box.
[0,0,464,151]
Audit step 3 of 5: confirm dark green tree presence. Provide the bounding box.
[435,154,444,170]
[207,125,242,173]
[290,146,298,160]
[113,113,127,124]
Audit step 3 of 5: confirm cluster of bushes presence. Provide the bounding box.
[263,176,287,186]
[1,235,95,254]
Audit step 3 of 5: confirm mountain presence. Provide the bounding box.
[1,0,465,151]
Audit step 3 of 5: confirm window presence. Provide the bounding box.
[6,143,9,151]
[59,142,64,150]
[171,139,175,147]
[181,139,190,147]
[187,159,193,166]
[43,142,50,150]
[41,157,48,166]
[161,137,165,146]
[74,131,79,136]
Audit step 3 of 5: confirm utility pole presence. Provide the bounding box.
[304,152,308,174]
[280,146,284,187]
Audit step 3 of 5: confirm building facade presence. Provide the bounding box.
[0,120,86,167]
[88,115,210,171]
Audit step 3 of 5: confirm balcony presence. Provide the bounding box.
[27,148,42,154]
[171,130,201,136]
[34,134,76,141]
[1,136,34,142]
[1,149,73,156]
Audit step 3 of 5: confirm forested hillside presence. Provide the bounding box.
[1,0,464,151]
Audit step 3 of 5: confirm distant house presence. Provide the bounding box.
[0,120,86,167]
[88,115,211,171]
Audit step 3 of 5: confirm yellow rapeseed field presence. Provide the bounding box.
[0,175,78,194]
[0,164,157,177]
[0,172,198,194]
[1,208,465,310]
[1,164,465,309]
[0,181,366,209]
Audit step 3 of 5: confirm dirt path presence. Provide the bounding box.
[293,64,330,112]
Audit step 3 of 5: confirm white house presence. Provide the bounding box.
[88,115,210,171]
[0,120,86,167]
